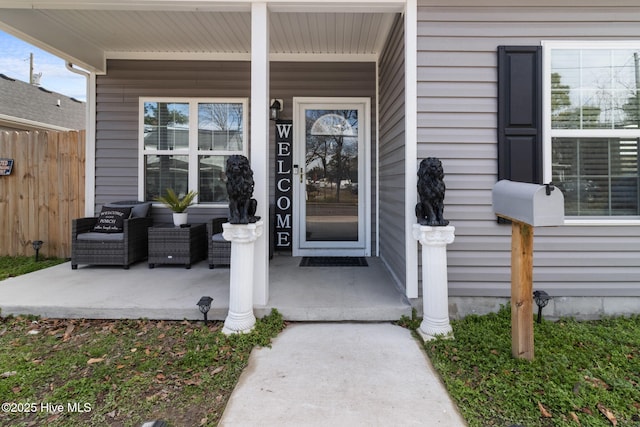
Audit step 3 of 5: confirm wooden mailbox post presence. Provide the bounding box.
[492,180,564,360]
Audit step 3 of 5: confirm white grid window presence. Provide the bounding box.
[139,98,247,204]
[544,42,640,221]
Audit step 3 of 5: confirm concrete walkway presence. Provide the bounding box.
[219,323,467,426]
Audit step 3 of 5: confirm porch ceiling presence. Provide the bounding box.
[0,2,401,73]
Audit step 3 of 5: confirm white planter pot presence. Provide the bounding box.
[173,212,188,226]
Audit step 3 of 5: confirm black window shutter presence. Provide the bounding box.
[497,46,543,184]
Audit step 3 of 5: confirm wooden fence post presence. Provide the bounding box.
[511,220,534,360]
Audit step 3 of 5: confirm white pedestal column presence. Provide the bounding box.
[412,225,455,341]
[222,220,264,335]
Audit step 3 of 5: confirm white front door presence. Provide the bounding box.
[293,98,370,256]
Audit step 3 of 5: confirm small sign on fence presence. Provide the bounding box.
[0,158,14,176]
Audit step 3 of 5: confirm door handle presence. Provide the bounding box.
[293,164,304,183]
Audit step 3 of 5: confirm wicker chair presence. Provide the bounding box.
[207,217,231,269]
[71,201,153,269]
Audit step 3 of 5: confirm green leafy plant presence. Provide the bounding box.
[155,188,198,213]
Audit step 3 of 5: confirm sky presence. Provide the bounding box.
[0,30,87,101]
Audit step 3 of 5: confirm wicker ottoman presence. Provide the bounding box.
[148,223,207,269]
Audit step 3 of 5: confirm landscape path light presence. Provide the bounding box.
[32,240,43,262]
[197,296,213,324]
[533,290,551,323]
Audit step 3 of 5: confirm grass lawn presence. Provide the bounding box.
[3,257,639,426]
[402,307,640,427]
[0,312,285,426]
[0,256,66,281]
[0,257,286,426]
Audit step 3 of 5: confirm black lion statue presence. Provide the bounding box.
[415,157,449,226]
[226,155,259,224]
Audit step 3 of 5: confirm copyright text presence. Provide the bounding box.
[2,402,92,414]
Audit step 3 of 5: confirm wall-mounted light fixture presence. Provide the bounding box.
[270,99,283,121]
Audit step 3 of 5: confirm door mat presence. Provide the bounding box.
[299,257,368,267]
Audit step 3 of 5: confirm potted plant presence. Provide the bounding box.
[155,188,198,226]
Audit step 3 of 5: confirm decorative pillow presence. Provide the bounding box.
[92,206,132,233]
[105,201,151,218]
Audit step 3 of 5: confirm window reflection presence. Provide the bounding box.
[141,98,247,204]
[304,109,359,242]
[143,102,189,150]
[198,103,244,151]
[198,155,229,203]
[552,138,639,216]
[551,49,640,130]
[145,155,189,201]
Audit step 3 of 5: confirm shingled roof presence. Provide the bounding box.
[0,73,85,131]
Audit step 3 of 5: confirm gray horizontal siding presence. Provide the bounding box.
[378,14,406,286]
[96,59,377,237]
[95,60,249,221]
[269,61,378,252]
[417,2,640,297]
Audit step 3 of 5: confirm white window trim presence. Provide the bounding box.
[138,97,248,206]
[542,40,640,225]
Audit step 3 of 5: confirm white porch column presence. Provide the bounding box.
[85,72,97,216]
[412,224,455,341]
[251,2,269,306]
[404,0,419,298]
[222,221,264,335]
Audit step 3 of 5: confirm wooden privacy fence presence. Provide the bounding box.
[0,130,85,259]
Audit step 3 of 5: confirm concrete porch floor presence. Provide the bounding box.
[0,254,412,321]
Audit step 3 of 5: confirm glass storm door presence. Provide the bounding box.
[293,98,370,256]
